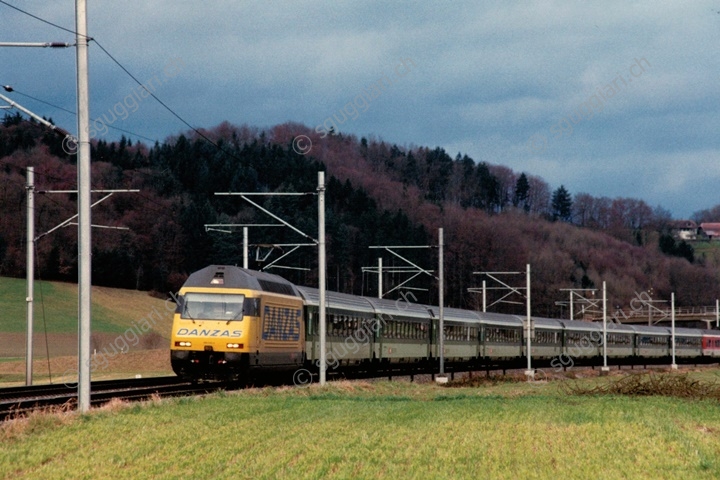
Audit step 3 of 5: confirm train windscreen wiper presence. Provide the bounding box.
[183,305,196,324]
[226,309,243,325]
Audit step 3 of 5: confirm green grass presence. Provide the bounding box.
[3,375,720,479]
[0,357,22,363]
[690,240,720,265]
[0,276,172,334]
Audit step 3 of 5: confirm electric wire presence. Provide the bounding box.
[0,0,83,38]
[0,1,249,165]
[2,88,159,144]
[92,39,238,158]
[34,246,53,384]
[4,89,75,116]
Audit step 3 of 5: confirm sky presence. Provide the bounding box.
[1,1,719,218]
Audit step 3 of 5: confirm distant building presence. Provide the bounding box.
[670,220,698,240]
[699,222,720,240]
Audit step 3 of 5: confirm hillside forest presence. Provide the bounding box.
[0,113,719,317]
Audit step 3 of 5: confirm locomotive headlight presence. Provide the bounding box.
[175,341,192,347]
[226,343,243,349]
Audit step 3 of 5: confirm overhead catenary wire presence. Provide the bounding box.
[34,246,53,384]
[0,1,263,167]
[0,1,83,38]
[1,87,159,144]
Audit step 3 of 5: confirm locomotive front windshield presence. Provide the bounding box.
[181,293,246,321]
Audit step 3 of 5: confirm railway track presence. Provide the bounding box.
[0,376,232,421]
[3,358,716,422]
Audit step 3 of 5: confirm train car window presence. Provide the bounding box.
[486,327,519,344]
[243,298,261,316]
[344,317,350,335]
[339,317,346,336]
[639,335,666,346]
[306,310,316,335]
[677,337,701,347]
[174,295,184,314]
[331,315,344,337]
[535,331,558,344]
[181,293,246,321]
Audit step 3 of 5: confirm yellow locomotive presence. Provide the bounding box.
[170,265,305,381]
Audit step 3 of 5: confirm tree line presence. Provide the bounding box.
[0,116,718,316]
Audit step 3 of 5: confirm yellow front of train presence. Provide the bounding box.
[170,265,305,381]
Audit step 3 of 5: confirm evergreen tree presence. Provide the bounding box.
[513,172,530,211]
[659,234,695,263]
[401,152,419,186]
[551,185,572,222]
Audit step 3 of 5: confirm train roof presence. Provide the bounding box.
[560,319,601,332]
[674,327,704,337]
[365,297,433,321]
[477,311,523,327]
[632,324,671,336]
[532,317,564,329]
[182,265,300,296]
[296,286,376,314]
[603,322,638,334]
[427,306,480,323]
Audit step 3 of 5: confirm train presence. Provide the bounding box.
[170,265,720,383]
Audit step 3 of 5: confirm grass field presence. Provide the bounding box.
[3,370,720,479]
[0,276,174,334]
[0,276,176,384]
[0,349,173,385]
[689,240,720,266]
[0,276,174,356]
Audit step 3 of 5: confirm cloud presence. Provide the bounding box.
[1,1,720,217]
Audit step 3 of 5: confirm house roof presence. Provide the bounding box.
[700,222,720,234]
[670,220,697,229]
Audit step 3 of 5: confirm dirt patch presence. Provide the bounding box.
[0,349,173,385]
[0,332,168,359]
[564,371,720,400]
